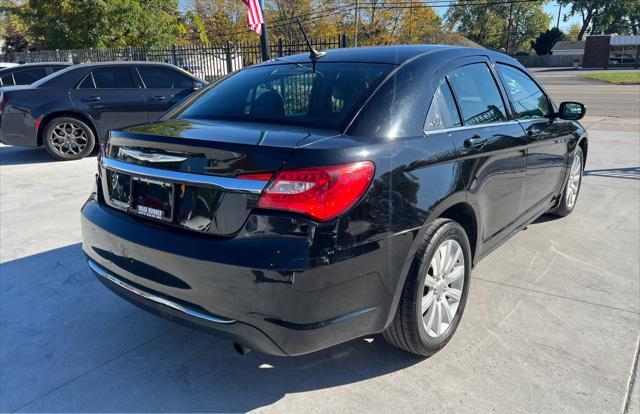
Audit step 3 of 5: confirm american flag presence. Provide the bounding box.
[242,0,265,35]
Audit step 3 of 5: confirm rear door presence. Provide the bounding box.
[442,59,527,253]
[137,66,197,121]
[11,67,48,85]
[70,66,148,140]
[495,63,570,218]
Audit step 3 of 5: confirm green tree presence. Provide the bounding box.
[531,27,564,55]
[557,0,639,39]
[565,22,581,41]
[446,0,551,53]
[6,0,181,49]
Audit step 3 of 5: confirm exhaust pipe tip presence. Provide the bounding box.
[233,342,251,355]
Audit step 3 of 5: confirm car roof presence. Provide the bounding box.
[71,61,181,69]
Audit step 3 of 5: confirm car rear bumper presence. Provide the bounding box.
[81,195,412,356]
[0,113,38,147]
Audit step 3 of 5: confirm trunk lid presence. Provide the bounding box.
[100,119,338,236]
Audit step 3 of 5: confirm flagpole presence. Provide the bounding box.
[259,0,270,61]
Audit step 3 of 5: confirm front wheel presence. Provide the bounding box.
[383,218,471,356]
[43,117,96,161]
[549,146,584,217]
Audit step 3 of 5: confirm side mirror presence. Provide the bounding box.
[558,101,586,121]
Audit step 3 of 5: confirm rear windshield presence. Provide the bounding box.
[176,62,394,130]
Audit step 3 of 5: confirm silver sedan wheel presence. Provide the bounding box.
[49,122,88,156]
[422,239,465,338]
[566,153,582,209]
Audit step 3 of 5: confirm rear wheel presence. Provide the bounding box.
[43,117,95,161]
[549,147,583,217]
[383,218,471,356]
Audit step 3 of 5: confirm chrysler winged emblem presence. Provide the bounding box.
[118,148,188,163]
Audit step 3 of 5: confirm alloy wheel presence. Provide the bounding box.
[422,239,465,338]
[49,122,89,156]
[566,154,582,209]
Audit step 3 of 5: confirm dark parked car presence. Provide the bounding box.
[0,62,71,86]
[0,62,205,160]
[81,45,588,357]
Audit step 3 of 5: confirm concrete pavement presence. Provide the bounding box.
[0,75,638,413]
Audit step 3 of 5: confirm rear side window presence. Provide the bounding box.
[447,63,507,126]
[0,73,14,86]
[13,68,47,85]
[138,67,193,89]
[92,68,136,89]
[78,73,95,89]
[425,79,462,131]
[497,64,551,119]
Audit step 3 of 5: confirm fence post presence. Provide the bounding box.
[339,34,347,48]
[225,42,233,74]
[171,44,178,66]
[277,39,283,57]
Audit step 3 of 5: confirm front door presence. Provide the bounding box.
[70,66,148,141]
[495,63,570,219]
[137,66,197,121]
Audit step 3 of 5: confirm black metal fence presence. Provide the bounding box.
[0,35,347,81]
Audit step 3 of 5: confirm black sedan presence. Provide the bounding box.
[81,45,588,356]
[0,62,71,86]
[0,62,205,160]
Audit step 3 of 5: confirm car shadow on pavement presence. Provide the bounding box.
[584,166,640,180]
[1,243,422,413]
[0,146,57,166]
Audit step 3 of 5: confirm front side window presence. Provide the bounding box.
[425,79,462,131]
[138,67,193,89]
[177,62,393,129]
[497,64,551,119]
[447,63,507,126]
[92,68,136,89]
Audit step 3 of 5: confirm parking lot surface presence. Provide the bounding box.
[1,71,639,413]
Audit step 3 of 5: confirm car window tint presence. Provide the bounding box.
[497,64,551,119]
[178,63,393,129]
[425,79,462,131]
[0,73,14,86]
[139,67,193,89]
[51,66,67,73]
[92,68,136,89]
[447,63,507,126]
[78,74,95,89]
[13,68,48,85]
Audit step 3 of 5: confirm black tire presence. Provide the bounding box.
[549,146,584,217]
[383,218,471,356]
[43,116,96,161]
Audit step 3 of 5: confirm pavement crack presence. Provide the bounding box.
[10,326,178,413]
[623,335,640,413]
[474,277,640,315]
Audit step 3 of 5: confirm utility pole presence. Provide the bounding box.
[259,0,270,61]
[557,3,562,29]
[505,0,513,55]
[354,0,359,47]
[408,1,414,43]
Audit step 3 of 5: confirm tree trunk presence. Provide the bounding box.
[577,10,592,41]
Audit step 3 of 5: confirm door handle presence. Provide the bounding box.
[464,135,488,148]
[81,96,101,102]
[151,96,167,102]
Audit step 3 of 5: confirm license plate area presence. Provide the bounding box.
[132,176,174,222]
[104,169,174,223]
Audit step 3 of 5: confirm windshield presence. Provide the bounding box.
[176,62,394,130]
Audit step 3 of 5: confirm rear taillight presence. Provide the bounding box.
[240,161,375,221]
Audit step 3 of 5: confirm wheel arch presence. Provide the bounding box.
[578,135,588,165]
[37,111,99,147]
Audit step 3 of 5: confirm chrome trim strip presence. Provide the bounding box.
[118,148,188,163]
[101,157,267,194]
[423,121,520,136]
[88,259,236,324]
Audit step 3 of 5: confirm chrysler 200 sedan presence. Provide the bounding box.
[81,45,587,356]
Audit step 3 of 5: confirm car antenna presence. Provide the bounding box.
[296,18,326,69]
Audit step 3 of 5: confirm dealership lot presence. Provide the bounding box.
[1,72,639,413]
